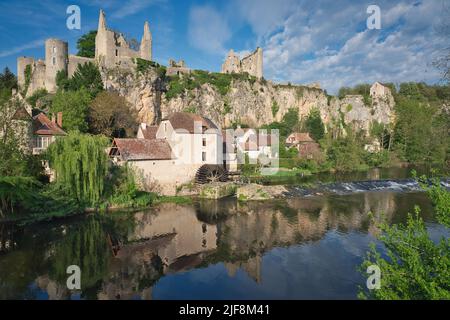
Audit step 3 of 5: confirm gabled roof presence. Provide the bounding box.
[32,113,66,136]
[140,125,158,140]
[287,132,314,143]
[111,138,173,161]
[164,112,219,134]
[12,107,31,121]
[240,134,273,151]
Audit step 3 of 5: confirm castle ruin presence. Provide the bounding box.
[221,47,263,80]
[17,10,153,96]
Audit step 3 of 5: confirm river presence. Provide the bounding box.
[0,167,448,299]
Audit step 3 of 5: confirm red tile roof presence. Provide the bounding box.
[286,132,314,144]
[33,113,66,136]
[111,138,173,161]
[140,125,158,140]
[164,112,218,134]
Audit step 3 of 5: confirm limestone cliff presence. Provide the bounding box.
[103,65,396,133]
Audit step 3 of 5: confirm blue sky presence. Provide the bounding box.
[0,0,448,94]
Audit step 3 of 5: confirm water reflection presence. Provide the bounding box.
[0,191,441,299]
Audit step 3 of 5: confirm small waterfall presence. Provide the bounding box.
[286,178,450,197]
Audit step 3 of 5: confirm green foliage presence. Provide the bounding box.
[50,87,91,132]
[393,97,449,164]
[134,58,166,77]
[0,176,40,217]
[67,62,104,98]
[105,165,155,209]
[46,132,110,205]
[359,175,450,300]
[22,65,32,95]
[55,69,69,90]
[88,91,138,138]
[271,101,279,117]
[322,130,367,171]
[305,108,325,141]
[0,67,17,94]
[76,30,97,58]
[165,70,254,100]
[26,88,49,109]
[338,84,372,106]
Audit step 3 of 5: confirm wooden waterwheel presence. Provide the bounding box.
[195,164,228,184]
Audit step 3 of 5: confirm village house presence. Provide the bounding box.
[109,112,226,195]
[222,127,278,171]
[11,106,67,154]
[285,132,321,160]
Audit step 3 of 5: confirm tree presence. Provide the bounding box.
[76,31,97,58]
[50,87,91,132]
[46,132,110,205]
[0,67,17,92]
[68,62,104,98]
[305,108,325,141]
[0,97,43,177]
[89,91,138,138]
[359,176,450,300]
[393,97,448,164]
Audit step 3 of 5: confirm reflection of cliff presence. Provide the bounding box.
[1,191,423,299]
[201,192,398,282]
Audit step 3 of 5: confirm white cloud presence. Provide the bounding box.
[0,39,45,58]
[230,0,447,94]
[111,0,165,19]
[188,6,231,55]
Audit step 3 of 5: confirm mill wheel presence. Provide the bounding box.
[195,165,228,184]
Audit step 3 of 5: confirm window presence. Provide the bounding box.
[202,137,206,147]
[115,49,118,57]
[52,46,57,53]
[35,136,52,149]
[202,152,206,162]
[52,57,56,65]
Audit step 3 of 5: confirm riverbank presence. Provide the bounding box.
[2,165,448,226]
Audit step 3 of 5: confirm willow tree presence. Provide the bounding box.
[47,132,110,205]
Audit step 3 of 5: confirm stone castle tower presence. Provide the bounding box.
[17,9,153,96]
[95,10,152,68]
[221,47,263,79]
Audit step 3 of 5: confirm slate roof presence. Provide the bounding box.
[111,138,173,161]
[286,132,315,144]
[164,112,219,134]
[140,125,159,140]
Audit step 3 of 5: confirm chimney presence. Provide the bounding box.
[57,112,62,128]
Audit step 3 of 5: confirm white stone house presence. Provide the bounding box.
[110,112,224,195]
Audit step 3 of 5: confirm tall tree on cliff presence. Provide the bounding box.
[76,31,97,58]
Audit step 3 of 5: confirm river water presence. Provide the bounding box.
[0,167,448,299]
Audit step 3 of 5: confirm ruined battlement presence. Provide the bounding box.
[17,9,153,96]
[221,47,263,79]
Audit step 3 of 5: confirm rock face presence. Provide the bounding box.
[101,66,164,125]
[103,65,396,133]
[236,184,288,201]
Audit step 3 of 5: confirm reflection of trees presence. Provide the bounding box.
[0,191,430,299]
[47,217,112,299]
